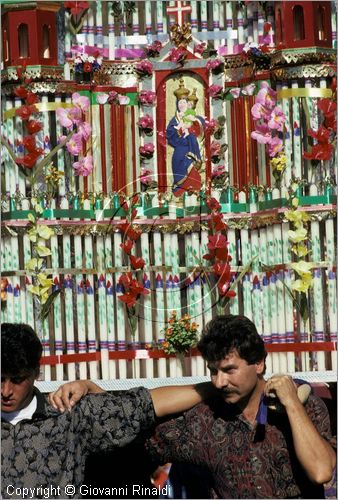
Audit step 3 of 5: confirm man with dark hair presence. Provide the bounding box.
[145,315,336,499]
[1,323,213,499]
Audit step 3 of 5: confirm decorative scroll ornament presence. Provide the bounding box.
[170,23,192,48]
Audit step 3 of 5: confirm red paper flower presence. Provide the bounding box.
[64,1,89,15]
[206,197,221,211]
[83,62,93,73]
[26,120,43,134]
[15,104,38,121]
[14,87,28,99]
[120,240,134,255]
[308,126,330,144]
[130,255,146,270]
[209,212,227,232]
[16,150,42,168]
[303,143,334,161]
[25,92,39,105]
[119,222,142,241]
[23,135,37,153]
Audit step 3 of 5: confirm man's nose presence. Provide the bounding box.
[1,379,14,398]
[213,371,228,390]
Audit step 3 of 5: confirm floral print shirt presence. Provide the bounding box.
[146,394,334,499]
[2,387,155,498]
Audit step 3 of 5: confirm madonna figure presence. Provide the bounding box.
[166,79,204,197]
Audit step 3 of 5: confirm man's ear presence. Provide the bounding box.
[255,358,265,375]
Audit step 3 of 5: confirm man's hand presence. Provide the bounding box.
[48,380,103,412]
[264,375,312,411]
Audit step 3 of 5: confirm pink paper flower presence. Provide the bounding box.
[140,167,154,185]
[209,85,223,98]
[206,58,224,71]
[210,141,221,157]
[251,102,270,121]
[139,90,156,105]
[268,106,286,131]
[78,121,91,141]
[68,106,82,125]
[256,82,277,109]
[251,125,272,144]
[194,42,206,55]
[211,164,225,178]
[169,47,187,64]
[73,154,93,176]
[66,132,83,155]
[268,136,283,157]
[135,60,153,77]
[96,93,109,104]
[205,118,219,135]
[72,92,90,112]
[230,88,241,99]
[56,108,74,129]
[137,114,154,131]
[139,143,154,158]
[108,91,119,104]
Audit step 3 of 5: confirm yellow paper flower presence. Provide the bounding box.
[270,154,287,172]
[285,210,310,227]
[290,261,314,275]
[292,244,309,257]
[291,278,313,293]
[288,227,308,243]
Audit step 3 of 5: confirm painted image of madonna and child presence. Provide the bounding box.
[167,78,205,197]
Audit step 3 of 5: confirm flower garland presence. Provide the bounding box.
[284,183,313,322]
[56,92,93,176]
[25,198,57,319]
[203,196,236,306]
[118,195,150,335]
[251,81,287,186]
[303,79,337,162]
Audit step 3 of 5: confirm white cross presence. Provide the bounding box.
[166,1,192,27]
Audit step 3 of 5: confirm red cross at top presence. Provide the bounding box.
[166,1,192,26]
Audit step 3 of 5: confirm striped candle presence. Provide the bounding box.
[325,217,337,370]
[291,81,302,179]
[83,199,98,379]
[153,230,166,378]
[73,224,88,380]
[266,221,280,374]
[104,216,117,379]
[14,97,25,195]
[225,1,233,53]
[108,2,115,60]
[21,199,35,328]
[60,197,76,380]
[281,218,295,373]
[309,184,325,370]
[114,228,127,379]
[96,1,103,48]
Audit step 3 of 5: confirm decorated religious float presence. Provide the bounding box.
[1,1,337,387]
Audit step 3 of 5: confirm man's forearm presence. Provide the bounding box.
[286,400,336,484]
[150,382,215,417]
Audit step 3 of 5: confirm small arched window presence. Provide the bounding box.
[3,29,9,62]
[317,5,326,41]
[276,8,283,44]
[18,24,29,58]
[293,5,305,40]
[42,24,50,58]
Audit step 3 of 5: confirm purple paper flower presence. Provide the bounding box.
[268,136,283,157]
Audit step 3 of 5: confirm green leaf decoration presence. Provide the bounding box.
[40,289,61,321]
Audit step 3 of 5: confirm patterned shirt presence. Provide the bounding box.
[146,394,334,499]
[2,387,155,499]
